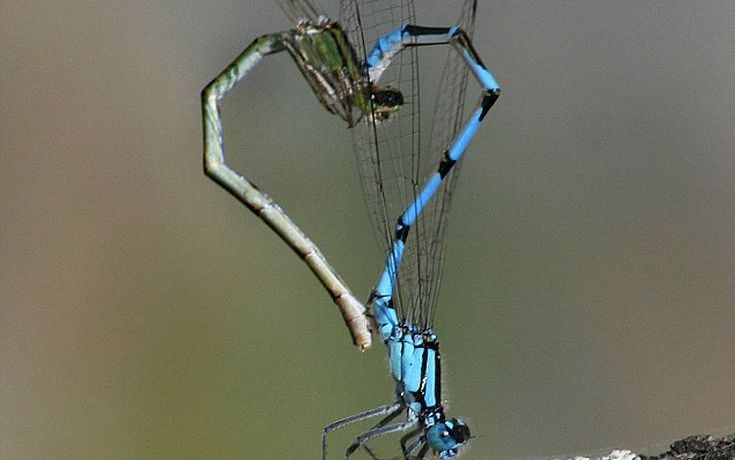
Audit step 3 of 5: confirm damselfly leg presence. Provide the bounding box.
[322,401,405,460]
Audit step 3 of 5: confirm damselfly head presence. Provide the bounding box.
[370,85,404,124]
[425,418,471,459]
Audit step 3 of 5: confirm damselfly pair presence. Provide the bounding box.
[201,0,500,458]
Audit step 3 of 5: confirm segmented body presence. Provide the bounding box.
[320,9,501,457]
[202,1,501,457]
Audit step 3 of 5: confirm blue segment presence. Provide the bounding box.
[374,240,404,340]
[401,334,421,391]
[401,173,442,227]
[448,108,482,160]
[375,240,403,297]
[410,343,424,390]
[465,49,500,90]
[389,330,403,380]
[423,348,437,407]
[366,26,406,69]
[374,295,398,340]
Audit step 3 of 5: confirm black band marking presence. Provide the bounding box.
[404,25,452,37]
[479,89,500,121]
[395,222,410,242]
[438,150,456,179]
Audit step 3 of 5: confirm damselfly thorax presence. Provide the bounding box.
[282,17,403,127]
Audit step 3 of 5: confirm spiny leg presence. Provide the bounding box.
[361,444,381,460]
[345,418,420,460]
[201,32,371,350]
[358,404,411,460]
[415,442,430,459]
[399,425,425,459]
[322,401,404,460]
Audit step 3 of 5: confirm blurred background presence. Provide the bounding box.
[1,1,733,459]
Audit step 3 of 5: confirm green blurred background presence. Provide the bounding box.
[1,1,733,459]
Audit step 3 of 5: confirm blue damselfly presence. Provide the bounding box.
[320,0,500,458]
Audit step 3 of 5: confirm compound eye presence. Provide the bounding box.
[373,88,404,108]
[448,420,470,443]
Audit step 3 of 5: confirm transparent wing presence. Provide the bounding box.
[339,0,418,253]
[277,0,327,23]
[339,0,420,319]
[415,0,478,326]
[341,0,478,328]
